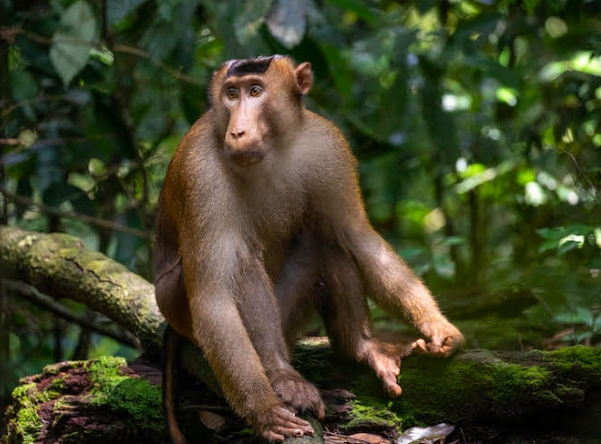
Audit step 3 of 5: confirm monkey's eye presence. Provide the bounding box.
[226,88,239,100]
[249,85,263,97]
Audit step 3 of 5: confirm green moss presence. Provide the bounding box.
[7,364,80,444]
[487,363,550,405]
[9,383,45,444]
[87,356,164,435]
[391,350,562,425]
[342,399,403,434]
[6,357,165,444]
[87,356,128,389]
[545,345,601,374]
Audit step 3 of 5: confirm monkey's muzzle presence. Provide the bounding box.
[228,150,265,167]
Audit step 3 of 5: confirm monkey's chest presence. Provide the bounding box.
[239,181,306,233]
[242,195,306,273]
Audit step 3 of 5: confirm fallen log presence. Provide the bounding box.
[2,226,601,443]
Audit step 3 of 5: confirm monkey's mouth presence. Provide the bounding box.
[228,150,265,167]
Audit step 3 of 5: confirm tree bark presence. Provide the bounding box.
[2,226,601,444]
[0,225,163,356]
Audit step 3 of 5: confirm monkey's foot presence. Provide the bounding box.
[411,322,464,357]
[267,368,326,420]
[257,406,314,443]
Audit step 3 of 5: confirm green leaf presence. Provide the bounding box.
[10,70,38,101]
[49,0,97,86]
[266,0,310,49]
[106,0,147,25]
[234,0,274,44]
[455,161,515,194]
[325,0,377,25]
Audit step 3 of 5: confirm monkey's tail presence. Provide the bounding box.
[163,325,189,444]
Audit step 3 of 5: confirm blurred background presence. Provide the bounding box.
[1,0,600,414]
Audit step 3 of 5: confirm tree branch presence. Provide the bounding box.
[0,225,163,355]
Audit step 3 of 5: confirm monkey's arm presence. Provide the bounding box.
[312,141,463,356]
[346,222,464,356]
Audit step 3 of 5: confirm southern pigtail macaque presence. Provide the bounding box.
[154,55,463,443]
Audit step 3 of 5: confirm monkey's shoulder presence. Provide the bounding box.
[178,112,217,152]
[300,110,357,170]
[167,113,224,177]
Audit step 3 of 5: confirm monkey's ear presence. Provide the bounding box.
[295,62,313,95]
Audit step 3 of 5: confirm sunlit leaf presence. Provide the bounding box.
[456,161,515,194]
[496,87,518,106]
[49,0,97,86]
[540,52,601,82]
[326,0,378,25]
[524,181,546,206]
[557,235,585,255]
[537,225,595,254]
[594,228,601,249]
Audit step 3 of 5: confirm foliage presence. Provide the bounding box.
[1,0,601,401]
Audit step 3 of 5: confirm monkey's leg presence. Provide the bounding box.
[319,246,409,397]
[155,261,193,338]
[235,258,325,421]
[275,232,322,350]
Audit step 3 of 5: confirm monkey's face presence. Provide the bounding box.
[220,76,270,168]
[210,56,312,169]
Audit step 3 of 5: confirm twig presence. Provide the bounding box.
[0,27,204,86]
[4,279,141,349]
[558,148,597,195]
[0,187,151,239]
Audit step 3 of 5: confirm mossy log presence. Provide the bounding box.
[0,226,164,356]
[2,226,601,443]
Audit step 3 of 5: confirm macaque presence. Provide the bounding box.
[154,55,463,443]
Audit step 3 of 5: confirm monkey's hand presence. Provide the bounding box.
[257,406,315,443]
[359,338,410,398]
[411,322,464,357]
[267,368,326,421]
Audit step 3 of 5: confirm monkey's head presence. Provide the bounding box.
[210,55,313,168]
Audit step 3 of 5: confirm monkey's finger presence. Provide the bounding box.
[410,338,429,354]
[382,378,402,397]
[314,402,326,421]
[272,422,314,438]
[438,336,461,355]
[272,407,315,433]
[264,430,286,442]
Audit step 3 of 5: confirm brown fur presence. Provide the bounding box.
[154,55,463,443]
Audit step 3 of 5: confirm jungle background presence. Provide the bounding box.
[1,0,600,432]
